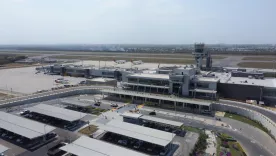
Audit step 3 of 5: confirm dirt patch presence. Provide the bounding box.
[78,125,98,136]
[237,62,276,69]
[0,63,41,70]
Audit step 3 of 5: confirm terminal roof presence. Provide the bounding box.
[27,104,86,122]
[139,115,183,127]
[99,120,175,147]
[0,111,55,139]
[102,89,212,106]
[128,73,170,80]
[60,136,148,156]
[121,112,143,119]
[223,77,276,87]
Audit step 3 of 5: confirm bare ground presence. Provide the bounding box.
[237,62,276,69]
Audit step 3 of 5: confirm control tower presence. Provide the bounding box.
[192,43,208,70]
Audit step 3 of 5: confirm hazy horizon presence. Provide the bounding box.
[1,0,276,45]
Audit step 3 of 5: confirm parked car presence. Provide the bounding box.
[118,140,128,146]
[149,111,156,115]
[94,102,101,106]
[164,127,171,132]
[111,103,118,107]
[20,110,30,116]
[133,141,143,149]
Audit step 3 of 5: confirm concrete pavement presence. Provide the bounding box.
[139,107,275,156]
[219,99,276,123]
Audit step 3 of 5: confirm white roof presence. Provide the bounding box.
[0,145,9,153]
[102,89,211,106]
[224,77,276,88]
[100,120,175,147]
[60,136,147,156]
[27,104,87,122]
[88,78,115,82]
[121,112,143,119]
[0,111,55,139]
[196,77,220,83]
[139,115,183,127]
[128,73,169,80]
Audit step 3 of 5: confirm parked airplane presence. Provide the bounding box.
[131,60,143,65]
[114,60,126,64]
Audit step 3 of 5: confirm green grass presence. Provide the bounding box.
[242,56,276,61]
[237,62,276,69]
[217,133,246,156]
[224,112,268,133]
[87,106,108,115]
[216,137,222,156]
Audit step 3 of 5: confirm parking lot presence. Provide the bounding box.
[101,132,169,155]
[140,121,186,137]
[20,111,86,131]
[0,127,57,151]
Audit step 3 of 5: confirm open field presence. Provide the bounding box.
[242,56,276,61]
[0,63,41,70]
[54,55,198,64]
[237,62,276,69]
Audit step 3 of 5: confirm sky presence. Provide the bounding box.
[0,0,276,44]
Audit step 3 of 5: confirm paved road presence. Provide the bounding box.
[140,108,274,156]
[219,100,276,123]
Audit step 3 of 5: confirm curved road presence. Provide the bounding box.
[140,109,274,156]
[220,99,276,123]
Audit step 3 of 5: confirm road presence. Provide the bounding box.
[140,108,274,156]
[219,100,276,123]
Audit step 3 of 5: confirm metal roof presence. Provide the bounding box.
[0,111,55,139]
[128,73,170,80]
[61,99,92,107]
[195,77,220,83]
[121,112,143,119]
[60,136,148,156]
[27,104,87,122]
[139,115,183,127]
[102,89,212,106]
[100,120,175,147]
[0,145,9,154]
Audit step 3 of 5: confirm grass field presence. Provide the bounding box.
[50,53,226,59]
[242,56,276,61]
[224,112,268,133]
[78,125,98,136]
[237,62,276,69]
